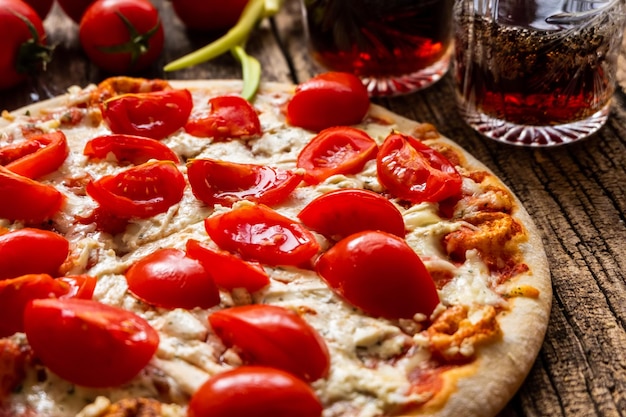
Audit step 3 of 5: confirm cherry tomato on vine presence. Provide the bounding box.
[0,228,69,280]
[79,0,164,74]
[188,366,323,417]
[23,0,53,19]
[286,72,370,132]
[316,230,440,320]
[24,298,159,388]
[171,0,250,32]
[84,134,180,164]
[184,95,262,141]
[57,0,95,22]
[3,131,69,179]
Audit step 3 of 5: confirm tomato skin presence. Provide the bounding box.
[171,0,249,32]
[58,275,97,299]
[57,0,95,22]
[204,204,321,267]
[188,366,323,417]
[84,134,180,164]
[23,298,159,388]
[185,239,269,292]
[298,189,406,240]
[316,230,439,319]
[125,248,220,310]
[297,126,378,184]
[187,158,302,208]
[286,72,370,132]
[0,228,69,280]
[4,131,69,179]
[377,132,463,204]
[86,160,186,219]
[23,0,53,19]
[79,0,164,73]
[184,96,262,141]
[209,305,330,382]
[101,89,193,140]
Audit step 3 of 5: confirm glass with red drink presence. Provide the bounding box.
[301,0,455,96]
[453,0,626,147]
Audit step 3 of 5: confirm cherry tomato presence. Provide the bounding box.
[86,160,186,219]
[23,0,53,19]
[4,131,69,179]
[297,126,378,184]
[184,96,262,141]
[377,132,463,203]
[125,248,220,309]
[0,0,50,90]
[79,0,164,74]
[0,228,69,280]
[188,366,323,417]
[298,188,406,240]
[57,0,95,22]
[58,275,97,299]
[186,239,269,293]
[171,0,249,32]
[0,166,64,223]
[204,204,320,267]
[101,89,193,140]
[209,305,330,381]
[0,274,70,337]
[187,158,302,208]
[286,72,370,132]
[316,230,439,319]
[23,298,159,388]
[84,134,180,164]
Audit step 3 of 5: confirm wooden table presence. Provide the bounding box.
[2,1,625,416]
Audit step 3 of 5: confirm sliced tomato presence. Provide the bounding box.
[0,140,41,165]
[377,132,463,203]
[186,239,269,293]
[0,274,70,338]
[298,188,405,240]
[204,204,320,267]
[187,158,302,208]
[125,248,220,310]
[84,134,180,164]
[86,160,185,219]
[188,366,323,417]
[297,126,378,184]
[0,228,69,280]
[315,230,439,319]
[0,166,64,223]
[285,72,370,132]
[58,275,97,299]
[23,298,159,388]
[4,131,69,180]
[100,89,193,140]
[209,305,330,382]
[184,95,262,141]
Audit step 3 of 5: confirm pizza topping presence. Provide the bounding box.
[297,126,378,185]
[57,274,97,299]
[184,95,262,140]
[23,298,159,388]
[3,130,69,180]
[377,132,463,203]
[187,158,302,208]
[316,230,439,320]
[188,366,323,417]
[84,134,180,165]
[90,76,172,104]
[0,228,69,280]
[0,338,29,400]
[209,304,330,382]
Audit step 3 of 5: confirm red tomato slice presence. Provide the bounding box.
[315,230,439,319]
[377,132,463,203]
[84,134,180,164]
[286,72,370,132]
[204,204,321,267]
[58,275,97,300]
[187,158,302,208]
[0,166,64,223]
[297,126,378,184]
[209,305,330,382]
[86,160,185,219]
[0,228,69,280]
[188,366,323,417]
[100,89,193,140]
[4,131,69,180]
[0,274,70,338]
[125,248,220,309]
[298,188,405,240]
[184,95,262,140]
[23,298,159,388]
[185,239,269,293]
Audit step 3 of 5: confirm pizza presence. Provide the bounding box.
[0,72,552,417]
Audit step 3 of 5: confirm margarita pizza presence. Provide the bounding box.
[0,72,552,417]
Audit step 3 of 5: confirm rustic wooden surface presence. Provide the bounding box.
[1,1,625,416]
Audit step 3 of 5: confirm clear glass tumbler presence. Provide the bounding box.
[453,0,626,147]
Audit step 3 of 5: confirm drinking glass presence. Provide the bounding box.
[453,0,626,147]
[301,0,455,96]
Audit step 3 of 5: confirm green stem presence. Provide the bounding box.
[231,45,261,101]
